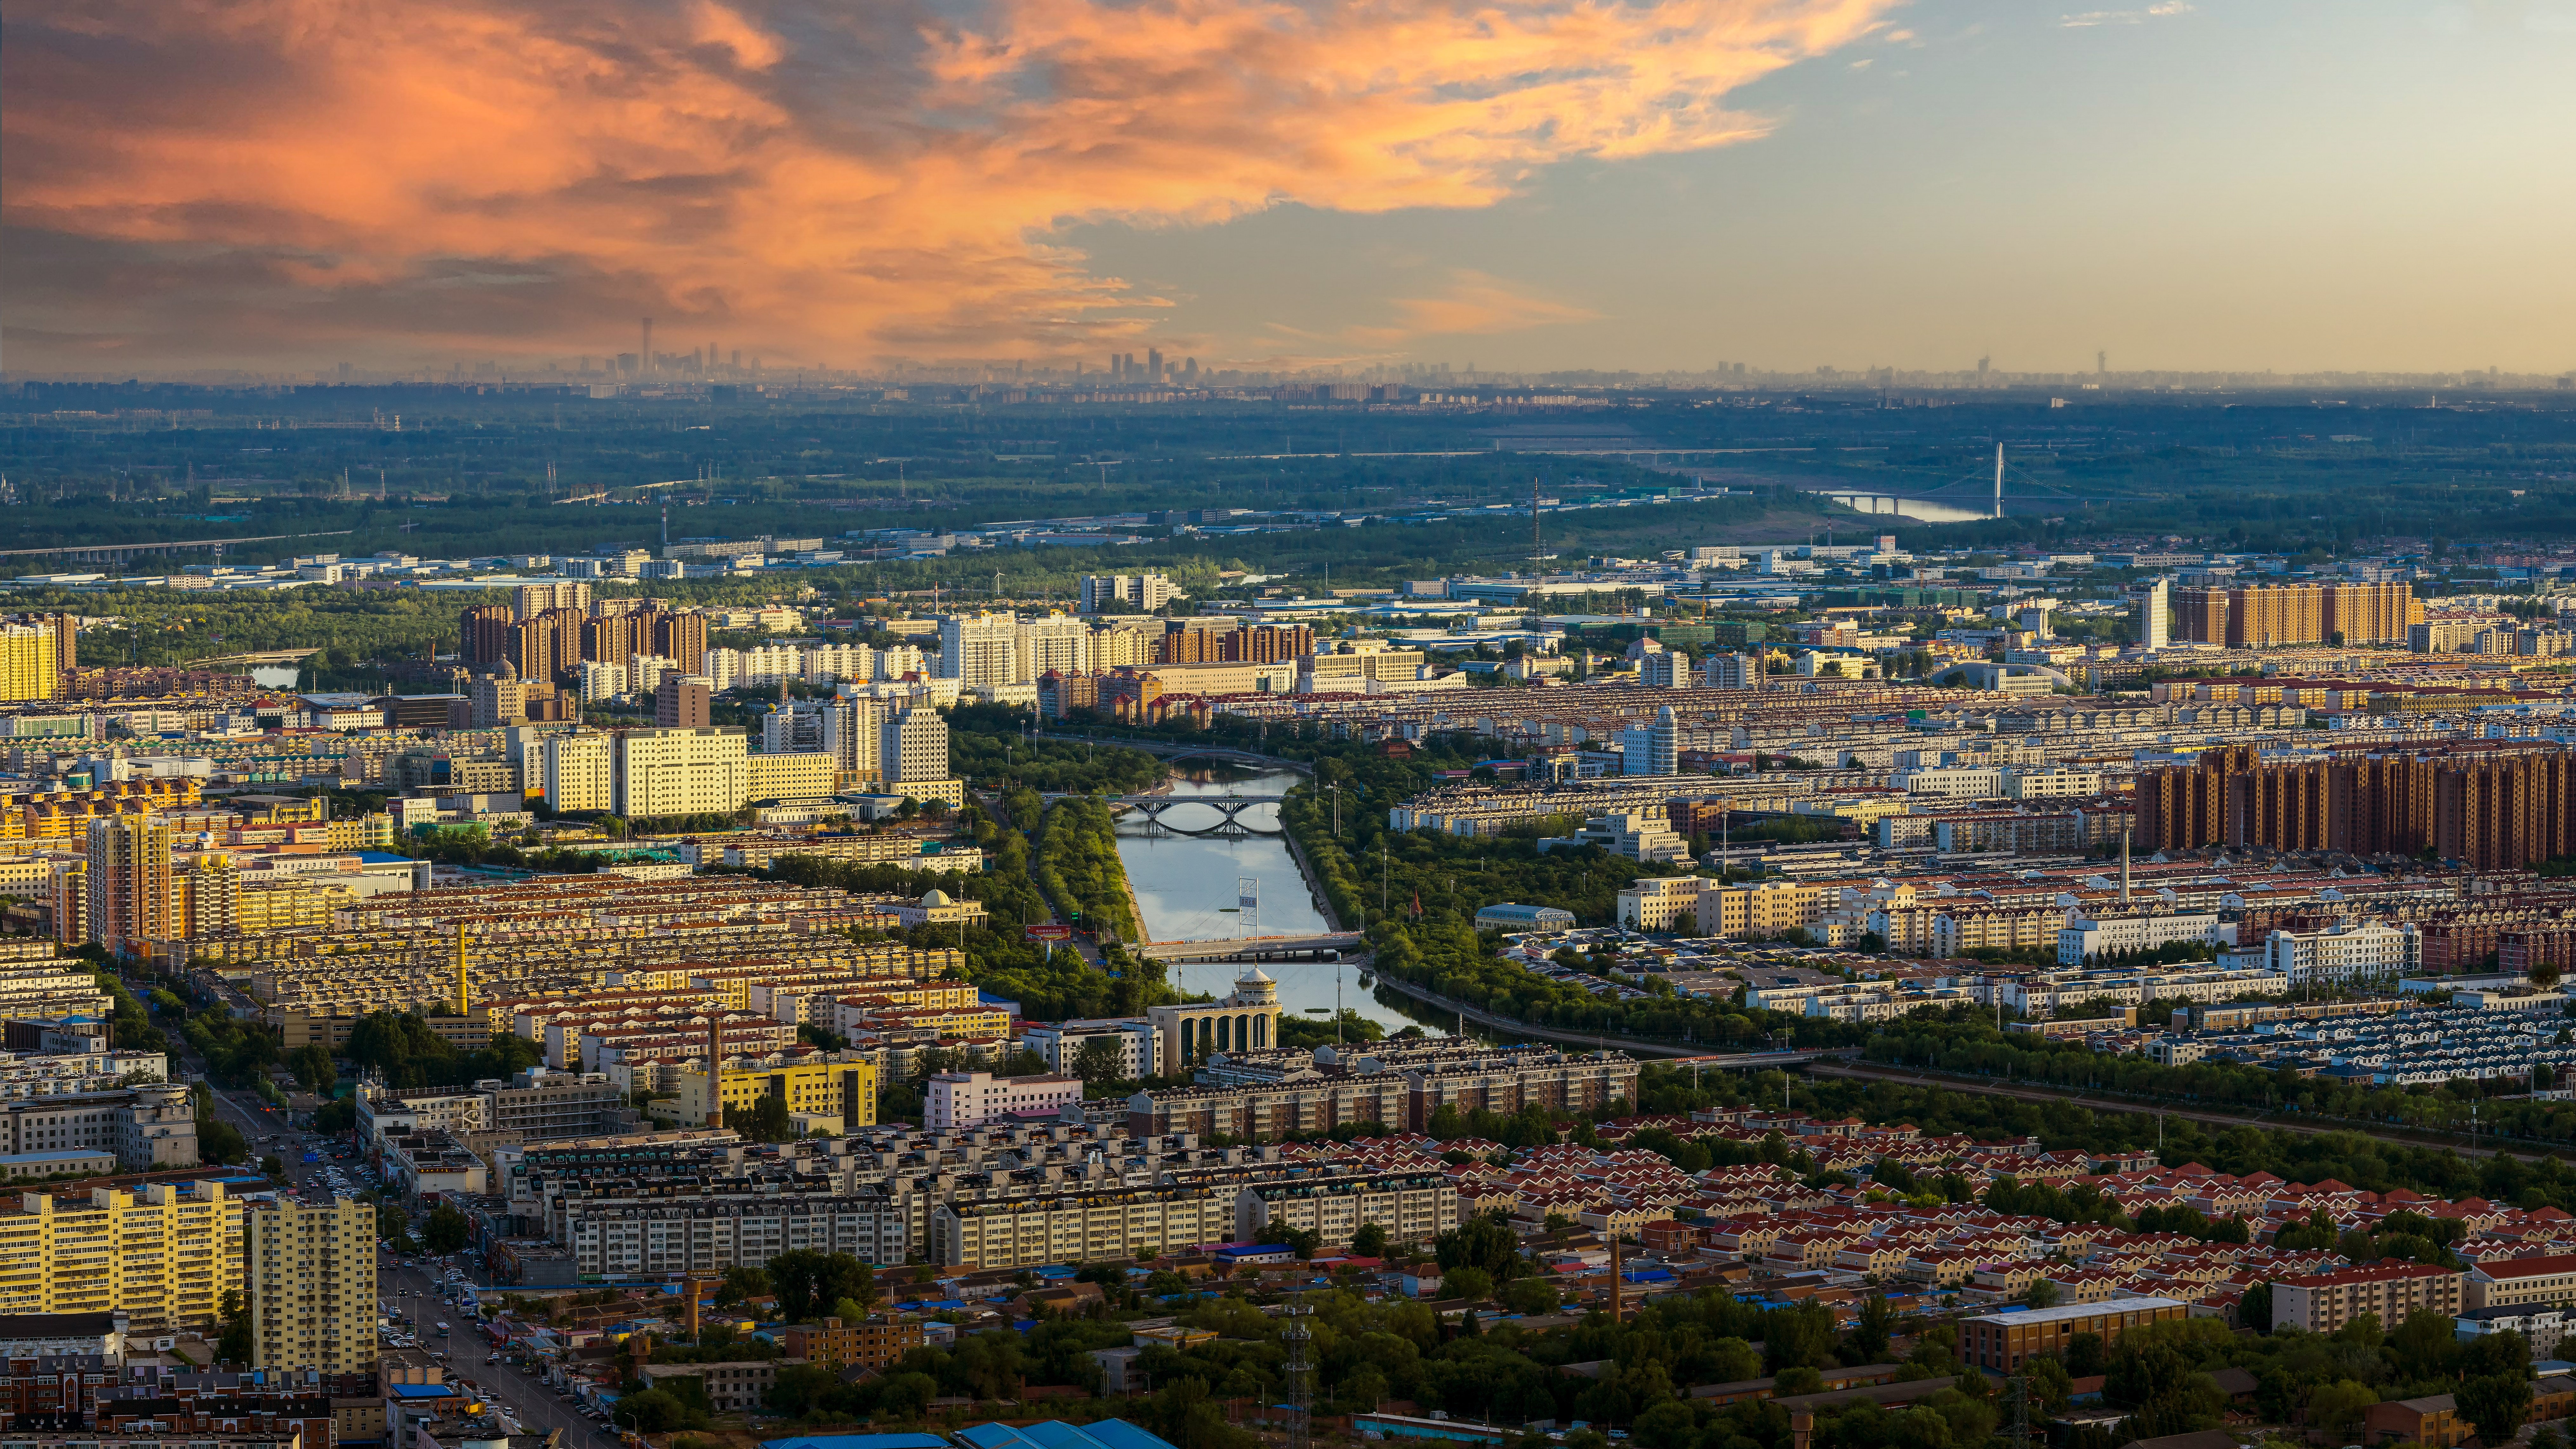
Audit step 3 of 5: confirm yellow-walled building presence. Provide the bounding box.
[671,1055,878,1133]
[0,1181,244,1330]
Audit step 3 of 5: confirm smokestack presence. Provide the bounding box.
[455,927,470,1018]
[2121,826,2131,907]
[705,1014,723,1129]
[641,317,654,375]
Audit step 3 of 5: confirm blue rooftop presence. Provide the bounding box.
[956,1421,1177,1449]
[389,1384,458,1399]
[759,1436,947,1449]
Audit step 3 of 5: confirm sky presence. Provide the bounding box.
[4,0,2572,377]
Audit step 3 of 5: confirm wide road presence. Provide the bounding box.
[1808,1059,2566,1165]
[1364,967,1830,1065]
[190,1070,616,1449]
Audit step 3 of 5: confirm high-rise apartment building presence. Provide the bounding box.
[515,581,593,621]
[2133,578,2171,651]
[822,697,885,780]
[1079,575,1178,613]
[542,731,614,812]
[655,675,712,728]
[173,854,240,940]
[612,727,747,819]
[85,816,172,954]
[2171,582,2421,649]
[938,612,1020,688]
[0,1180,243,1330]
[654,611,709,674]
[459,604,514,668]
[0,624,62,702]
[470,672,530,728]
[2138,743,2576,868]
[1018,615,1092,679]
[879,707,948,784]
[247,1195,376,1374]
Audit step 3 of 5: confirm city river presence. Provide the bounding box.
[1112,768,1445,1037]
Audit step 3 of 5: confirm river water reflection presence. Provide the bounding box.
[1112,768,1443,1037]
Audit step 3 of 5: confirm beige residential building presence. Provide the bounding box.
[746,751,837,803]
[1698,881,1826,939]
[933,1183,1231,1269]
[2466,1253,2576,1310]
[542,731,614,813]
[0,1180,243,1330]
[249,1195,377,1373]
[612,727,747,819]
[2272,1262,2463,1334]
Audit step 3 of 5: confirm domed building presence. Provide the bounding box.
[894,887,987,928]
[1146,964,1285,1074]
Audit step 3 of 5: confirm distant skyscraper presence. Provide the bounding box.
[1147,348,1163,381]
[641,316,654,374]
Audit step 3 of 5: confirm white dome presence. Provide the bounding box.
[920,888,951,907]
[1237,965,1274,985]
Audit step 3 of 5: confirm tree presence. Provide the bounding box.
[767,1363,839,1417]
[289,1043,336,1093]
[2238,1282,2273,1333]
[1443,1265,1494,1302]
[2458,1373,2532,1444]
[1270,1223,1322,1260]
[715,1265,771,1308]
[1072,1035,1128,1085]
[1503,1277,1560,1315]
[741,1090,795,1143]
[2535,961,2565,991]
[612,1388,697,1432]
[1848,1292,1895,1362]
[1434,1211,1522,1281]
[771,1249,873,1323]
[423,1203,471,1254]
[2024,1280,2062,1309]
[215,1288,252,1365]
[1350,1221,1390,1259]
[2307,1380,2379,1444]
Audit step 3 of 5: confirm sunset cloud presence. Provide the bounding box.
[0,0,1900,370]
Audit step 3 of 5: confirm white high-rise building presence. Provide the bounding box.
[1638,652,1691,688]
[879,707,949,783]
[802,645,876,685]
[543,731,614,812]
[938,613,1020,688]
[577,661,627,702]
[2134,578,2171,652]
[1019,614,1092,679]
[876,644,926,680]
[822,696,887,779]
[1619,705,1680,776]
[628,653,675,694]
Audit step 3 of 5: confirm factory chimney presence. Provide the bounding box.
[705,1014,723,1130]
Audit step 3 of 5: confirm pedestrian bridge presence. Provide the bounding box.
[1136,933,1364,963]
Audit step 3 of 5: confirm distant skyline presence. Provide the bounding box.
[4,0,2572,378]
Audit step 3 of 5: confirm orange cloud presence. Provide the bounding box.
[0,0,1898,369]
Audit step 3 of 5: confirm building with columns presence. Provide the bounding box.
[1147,967,1283,1076]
